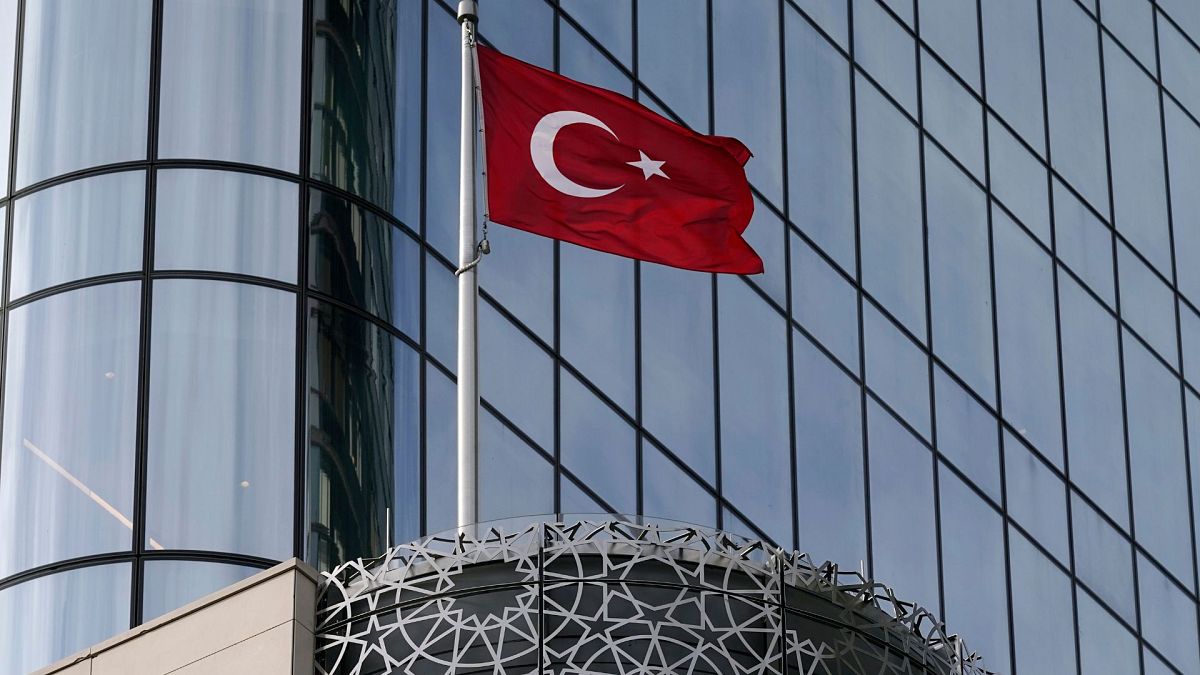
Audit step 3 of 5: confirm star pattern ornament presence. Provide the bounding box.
[315,519,992,675]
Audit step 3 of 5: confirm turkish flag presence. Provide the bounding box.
[477,45,763,274]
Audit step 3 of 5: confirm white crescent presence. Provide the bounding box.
[530,110,624,198]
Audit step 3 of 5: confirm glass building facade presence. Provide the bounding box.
[0,0,1198,673]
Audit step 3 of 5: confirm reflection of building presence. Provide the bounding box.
[2,0,1200,673]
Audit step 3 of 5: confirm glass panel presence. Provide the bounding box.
[994,206,1063,465]
[1054,178,1115,308]
[10,171,144,299]
[142,560,260,621]
[309,188,420,339]
[479,409,553,522]
[1118,243,1178,365]
[560,371,636,515]
[1105,37,1171,275]
[933,367,1000,500]
[718,276,791,545]
[0,0,15,197]
[742,196,787,306]
[713,0,783,203]
[1184,305,1200,388]
[16,0,150,188]
[867,400,938,612]
[393,1,421,228]
[856,78,925,338]
[480,301,554,450]
[424,362,456,534]
[988,116,1050,245]
[794,335,866,569]
[310,0,395,208]
[1043,0,1109,214]
[561,0,631,66]
[921,54,984,179]
[423,9,460,257]
[1077,591,1140,675]
[939,468,1009,675]
[425,253,456,371]
[156,169,298,283]
[1071,493,1135,622]
[638,0,708,130]
[1166,100,1200,305]
[640,263,715,481]
[0,283,140,577]
[1159,13,1200,121]
[560,244,635,414]
[1100,0,1154,72]
[854,0,917,115]
[981,0,1044,152]
[1189,391,1200,580]
[159,0,301,170]
[786,11,855,272]
[1004,431,1069,564]
[478,224,553,342]
[642,445,716,528]
[560,476,608,515]
[1009,529,1077,675]
[306,300,419,571]
[147,280,295,559]
[920,0,979,91]
[926,143,994,401]
[789,0,847,49]
[790,234,858,373]
[0,564,131,674]
[1059,273,1128,526]
[1123,335,1193,582]
[863,303,930,439]
[1138,553,1200,673]
[479,0,552,69]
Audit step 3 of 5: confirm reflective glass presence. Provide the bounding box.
[1009,529,1077,675]
[1101,0,1155,76]
[1123,335,1193,582]
[560,476,607,514]
[1004,431,1069,564]
[480,301,554,450]
[561,371,636,515]
[980,0,1045,152]
[867,400,938,612]
[1166,100,1200,305]
[856,78,925,338]
[560,18,630,95]
[142,560,260,621]
[638,0,708,130]
[424,362,457,533]
[1077,591,1140,675]
[425,253,456,371]
[1138,553,1200,673]
[423,9,460,257]
[1119,243,1177,366]
[933,367,1000,500]
[640,263,715,481]
[0,0,15,197]
[713,0,783,203]
[1159,0,1200,41]
[479,0,552,68]
[854,0,916,115]
[926,144,993,401]
[1105,38,1171,275]
[786,11,855,271]
[643,445,716,527]
[310,0,395,208]
[146,280,295,559]
[561,0,631,66]
[863,303,930,439]
[479,222,553,342]
[16,0,150,188]
[1184,305,1200,388]
[1054,178,1115,308]
[159,0,301,170]
[1059,274,1128,525]
[794,335,866,569]
[10,171,144,299]
[988,117,1050,245]
[1071,493,1135,623]
[940,469,1009,675]
[790,234,858,373]
[1159,13,1200,121]
[393,1,421,228]
[994,206,1063,465]
[306,301,419,571]
[480,409,553,522]
[0,283,140,577]
[309,188,420,339]
[157,169,298,283]
[1189,392,1200,577]
[718,276,791,545]
[560,243,635,413]
[921,55,983,179]
[0,563,131,674]
[741,196,787,306]
[789,0,847,49]
[920,0,980,91]
[1043,0,1110,214]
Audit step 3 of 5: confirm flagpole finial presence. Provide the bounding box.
[457,0,478,24]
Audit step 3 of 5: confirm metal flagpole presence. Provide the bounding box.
[456,0,480,531]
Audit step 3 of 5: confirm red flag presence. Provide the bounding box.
[476,45,763,275]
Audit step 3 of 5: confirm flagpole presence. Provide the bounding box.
[456,0,479,532]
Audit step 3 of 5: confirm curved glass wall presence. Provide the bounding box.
[1,0,1199,673]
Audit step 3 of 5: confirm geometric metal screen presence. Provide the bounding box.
[315,518,991,675]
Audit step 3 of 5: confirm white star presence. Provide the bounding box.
[626,150,669,180]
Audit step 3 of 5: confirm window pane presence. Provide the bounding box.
[1118,243,1177,365]
[921,55,983,179]
[1077,591,1139,675]
[424,362,456,533]
[1072,493,1135,622]
[0,564,131,674]
[147,280,295,559]
[981,0,1044,152]
[1005,431,1069,564]
[561,0,631,66]
[142,560,260,621]
[10,171,144,299]
[933,367,1000,500]
[1009,529,1077,675]
[393,2,421,228]
[638,0,707,130]
[159,0,301,170]
[642,446,716,528]
[478,225,553,342]
[854,0,916,114]
[1159,13,1200,121]
[156,169,298,283]
[560,244,635,413]
[857,79,925,338]
[1054,178,1115,308]
[988,116,1050,245]
[479,409,553,522]
[1166,101,1200,305]
[1138,553,1200,673]
[0,0,15,197]
[309,188,419,339]
[306,300,419,571]
[790,234,858,373]
[864,303,930,439]
[1101,0,1154,70]
[16,0,150,187]
[0,283,140,577]
[422,9,459,257]
[560,372,636,515]
[480,301,554,450]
